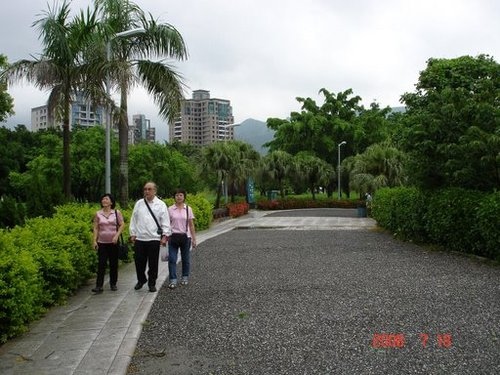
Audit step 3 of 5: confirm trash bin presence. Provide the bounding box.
[357,206,367,217]
[266,190,278,200]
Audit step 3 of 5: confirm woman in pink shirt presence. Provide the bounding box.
[92,194,125,293]
[167,188,196,289]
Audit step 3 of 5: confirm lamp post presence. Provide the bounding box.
[338,141,347,199]
[105,27,146,194]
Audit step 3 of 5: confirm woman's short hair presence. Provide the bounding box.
[173,188,187,199]
[99,193,116,209]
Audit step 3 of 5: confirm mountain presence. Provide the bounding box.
[234,118,274,154]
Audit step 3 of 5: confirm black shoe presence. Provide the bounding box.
[92,287,103,293]
[110,285,117,291]
[134,282,145,290]
[149,286,157,292]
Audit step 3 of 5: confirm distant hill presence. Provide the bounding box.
[234,118,274,154]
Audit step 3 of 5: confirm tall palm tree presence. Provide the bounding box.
[3,2,98,199]
[93,0,188,206]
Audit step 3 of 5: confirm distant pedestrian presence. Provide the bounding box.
[129,182,171,292]
[167,188,196,289]
[92,194,125,293]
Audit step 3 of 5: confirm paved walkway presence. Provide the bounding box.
[0,209,374,374]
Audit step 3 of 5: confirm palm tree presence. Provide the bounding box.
[263,150,294,198]
[93,0,188,206]
[3,2,98,199]
[226,141,260,202]
[348,143,407,195]
[203,141,235,209]
[294,152,333,200]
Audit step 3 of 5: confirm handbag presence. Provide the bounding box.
[115,210,129,261]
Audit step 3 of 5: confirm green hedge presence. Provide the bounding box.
[0,196,212,343]
[372,187,499,260]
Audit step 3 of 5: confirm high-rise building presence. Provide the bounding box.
[169,89,234,146]
[31,92,104,131]
[131,114,156,144]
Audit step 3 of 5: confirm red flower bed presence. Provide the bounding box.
[256,197,358,210]
[226,202,250,218]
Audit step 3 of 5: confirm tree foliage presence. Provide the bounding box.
[0,54,14,122]
[400,54,500,191]
[3,2,100,199]
[92,0,188,207]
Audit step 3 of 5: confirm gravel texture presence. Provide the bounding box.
[128,224,500,374]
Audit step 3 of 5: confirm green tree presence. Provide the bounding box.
[0,125,40,197]
[93,0,188,207]
[347,143,407,196]
[3,2,99,199]
[262,150,294,198]
[400,54,500,190]
[9,133,64,217]
[128,142,197,199]
[0,54,14,122]
[266,88,361,165]
[71,126,109,202]
[293,152,333,200]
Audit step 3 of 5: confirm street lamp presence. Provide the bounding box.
[105,27,146,194]
[338,141,347,199]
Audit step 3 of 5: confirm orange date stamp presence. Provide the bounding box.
[371,333,452,349]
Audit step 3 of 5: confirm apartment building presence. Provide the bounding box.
[131,114,156,144]
[169,89,234,146]
[31,93,104,131]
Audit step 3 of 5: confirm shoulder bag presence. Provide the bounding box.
[115,210,129,260]
[144,198,163,235]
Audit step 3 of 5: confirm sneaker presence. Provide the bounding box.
[168,283,177,289]
[110,285,118,291]
[180,279,189,286]
[91,287,103,293]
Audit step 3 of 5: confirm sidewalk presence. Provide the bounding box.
[0,210,375,374]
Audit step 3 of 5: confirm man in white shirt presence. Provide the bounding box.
[129,181,171,292]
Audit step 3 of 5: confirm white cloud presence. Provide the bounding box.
[1,0,499,141]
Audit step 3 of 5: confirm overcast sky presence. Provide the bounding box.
[1,0,499,141]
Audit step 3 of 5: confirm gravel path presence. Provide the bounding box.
[128,227,500,374]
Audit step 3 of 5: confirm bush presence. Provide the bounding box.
[424,188,485,254]
[471,191,500,260]
[372,187,428,241]
[372,187,499,260]
[256,197,358,210]
[227,202,249,218]
[0,236,44,343]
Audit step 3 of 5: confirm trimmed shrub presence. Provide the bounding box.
[0,236,45,343]
[474,191,500,260]
[256,197,358,210]
[424,188,485,254]
[372,187,428,241]
[227,202,249,218]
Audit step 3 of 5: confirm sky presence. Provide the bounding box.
[1,0,499,142]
